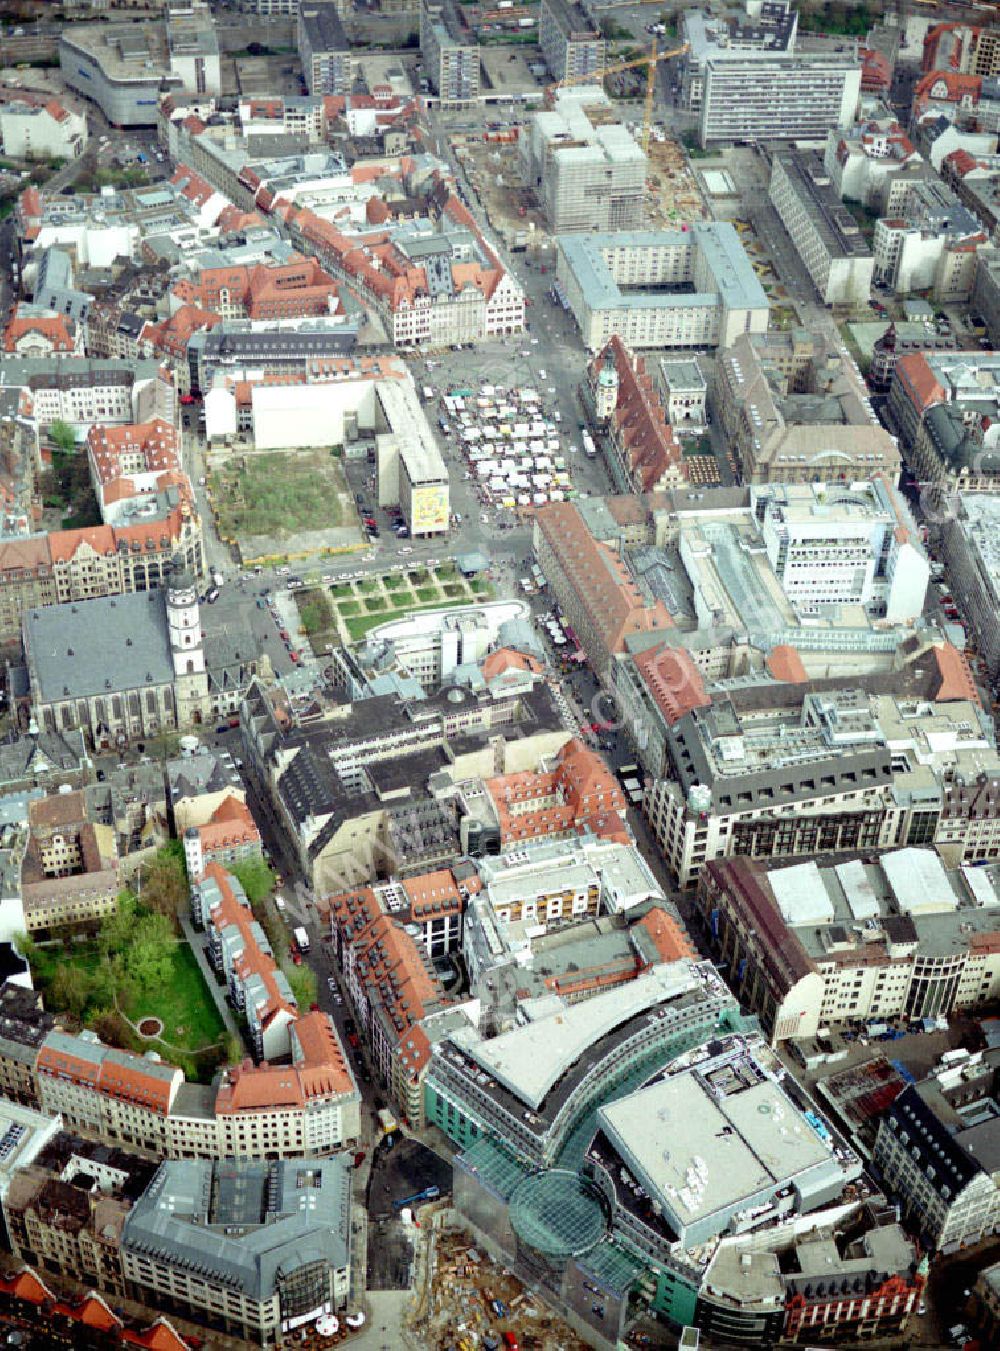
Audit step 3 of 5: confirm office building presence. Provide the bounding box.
[646,674,994,890]
[698,850,1000,1045]
[699,52,861,148]
[556,224,769,353]
[240,674,569,892]
[297,3,356,95]
[768,152,874,306]
[941,494,1000,686]
[972,247,1000,347]
[0,95,87,161]
[750,478,928,622]
[121,1156,353,1346]
[874,1053,1000,1251]
[326,882,457,1125]
[539,0,605,82]
[533,500,673,678]
[420,0,481,108]
[680,2,798,112]
[888,351,1000,490]
[872,174,988,302]
[715,329,898,484]
[522,89,646,234]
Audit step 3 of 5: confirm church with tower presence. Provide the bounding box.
[20,569,267,749]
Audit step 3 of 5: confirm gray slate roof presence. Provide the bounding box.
[122,1156,352,1302]
[25,592,174,703]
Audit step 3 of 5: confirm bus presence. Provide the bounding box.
[582,430,597,458]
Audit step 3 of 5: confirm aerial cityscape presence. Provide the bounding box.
[3,1,1000,1349]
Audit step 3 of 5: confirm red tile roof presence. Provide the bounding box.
[486,737,628,844]
[594,336,684,491]
[766,644,809,684]
[4,308,76,353]
[535,501,673,661]
[633,643,710,725]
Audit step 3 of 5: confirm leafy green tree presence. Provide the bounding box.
[50,963,92,1020]
[141,849,188,925]
[287,964,318,1009]
[48,419,76,453]
[232,858,276,908]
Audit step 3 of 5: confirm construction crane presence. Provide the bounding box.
[544,38,689,157]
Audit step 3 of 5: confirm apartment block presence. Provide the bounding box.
[522,89,646,234]
[0,94,87,161]
[699,53,861,148]
[191,865,296,1062]
[768,152,874,306]
[538,0,605,83]
[698,850,1000,1045]
[420,0,480,108]
[182,795,261,879]
[0,982,59,1106]
[557,224,769,353]
[4,1134,156,1301]
[297,3,356,95]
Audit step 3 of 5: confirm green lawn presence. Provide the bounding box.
[123,943,225,1055]
[340,599,360,615]
[342,592,492,642]
[415,586,439,602]
[210,449,349,540]
[31,938,225,1083]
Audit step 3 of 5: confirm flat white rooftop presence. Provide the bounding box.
[451,960,700,1110]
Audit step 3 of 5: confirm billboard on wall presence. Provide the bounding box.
[410,483,449,533]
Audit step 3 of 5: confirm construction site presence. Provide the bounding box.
[451,117,707,252]
[407,1210,592,1351]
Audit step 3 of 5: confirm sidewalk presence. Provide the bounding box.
[179,914,242,1042]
